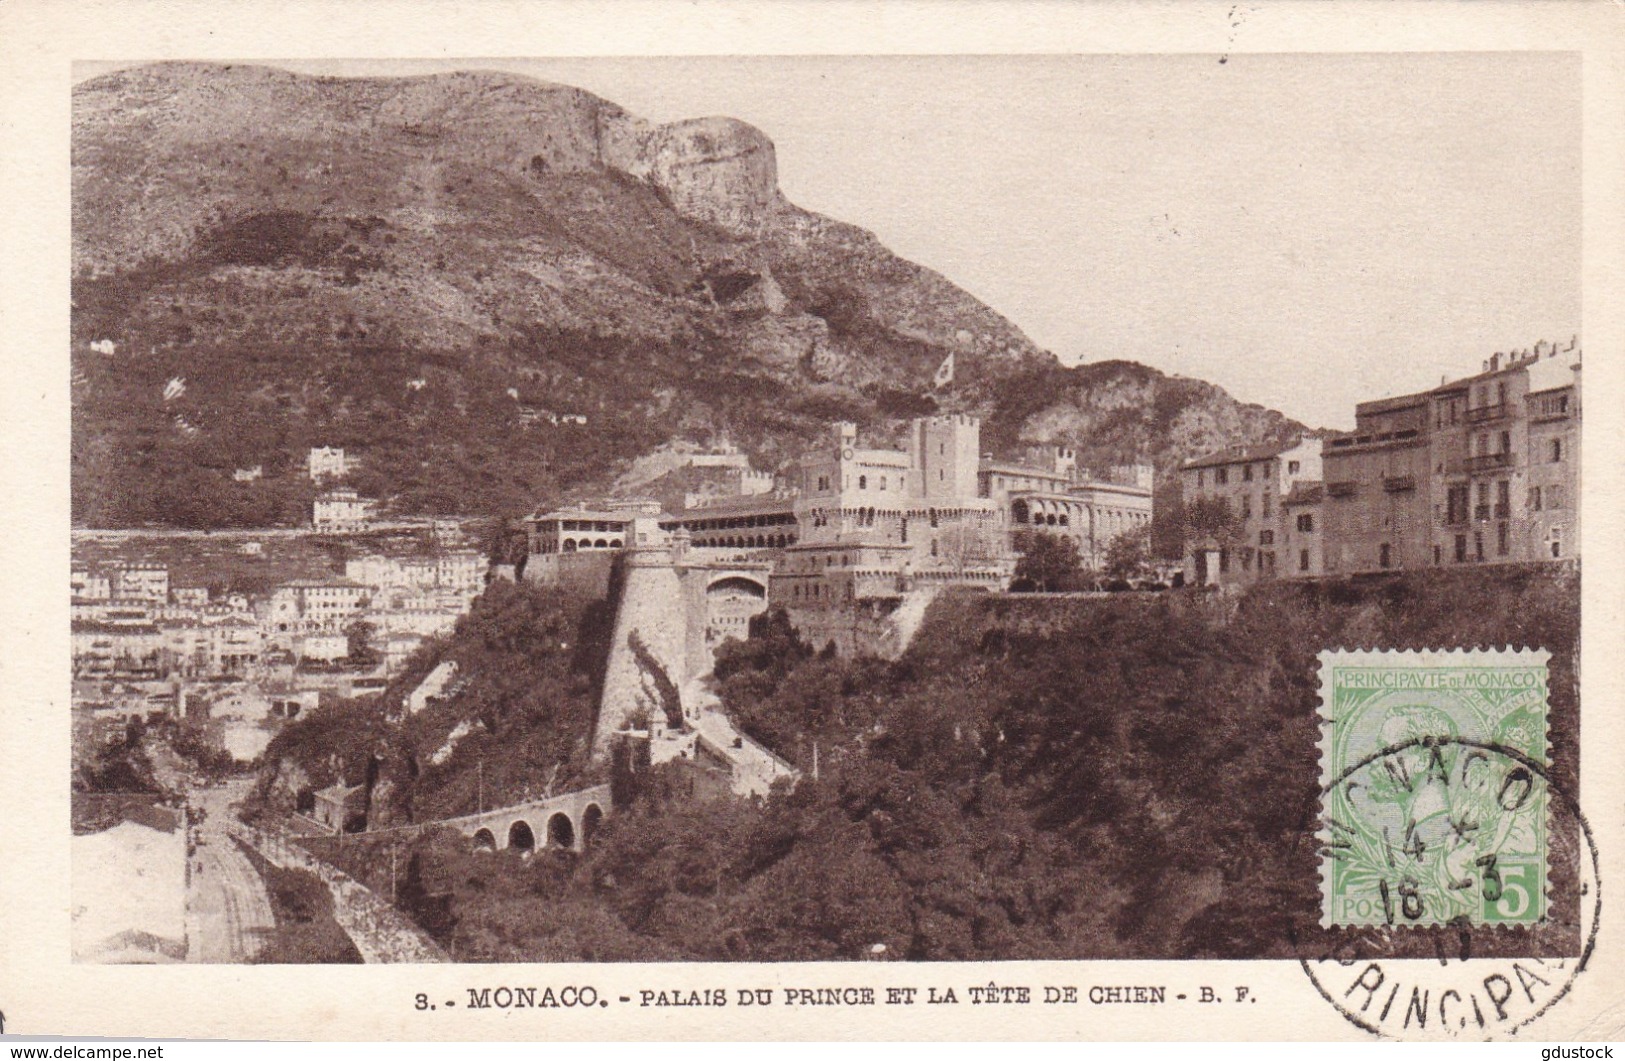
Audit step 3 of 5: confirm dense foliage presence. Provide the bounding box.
[304,564,1578,961]
[255,579,612,825]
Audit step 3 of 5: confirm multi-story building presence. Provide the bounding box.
[979,447,1154,569]
[1321,341,1580,574]
[1523,350,1581,562]
[1280,481,1326,578]
[661,493,799,550]
[71,569,112,601]
[313,487,374,532]
[71,620,164,678]
[436,550,489,593]
[307,446,348,482]
[1180,438,1324,587]
[526,501,657,556]
[1319,391,1433,575]
[784,417,1010,579]
[1180,341,1580,586]
[262,578,368,645]
[524,500,667,596]
[109,563,170,603]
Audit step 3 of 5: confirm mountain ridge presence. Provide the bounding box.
[71,62,1304,527]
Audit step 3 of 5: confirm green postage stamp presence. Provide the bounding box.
[1318,648,1551,928]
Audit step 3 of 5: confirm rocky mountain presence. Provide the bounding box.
[71,62,1303,527]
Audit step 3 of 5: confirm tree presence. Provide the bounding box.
[1012,530,1082,592]
[1182,495,1240,547]
[345,619,381,667]
[1104,525,1153,582]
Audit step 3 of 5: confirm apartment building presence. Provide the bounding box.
[1179,437,1324,587]
[1322,341,1580,574]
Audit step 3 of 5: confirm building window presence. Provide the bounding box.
[1379,543,1391,569]
[1496,521,1509,556]
[1433,544,1441,565]
[1474,531,1485,561]
[879,476,887,491]
[858,475,867,490]
[1529,486,1542,512]
[1296,514,1314,533]
[1198,470,1205,488]
[1455,534,1467,563]
[1550,438,1563,462]
[1551,525,1563,559]
[1499,431,1510,454]
[1216,468,1229,485]
[1548,485,1563,509]
[1447,485,1469,525]
[1241,496,1252,519]
[1243,464,1254,482]
[1262,493,1273,518]
[1259,530,1274,546]
[1299,549,1310,572]
[1218,550,1229,574]
[1288,460,1301,475]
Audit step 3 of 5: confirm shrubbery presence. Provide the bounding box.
[263,565,1580,961]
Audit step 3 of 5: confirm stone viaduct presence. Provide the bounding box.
[441,783,613,853]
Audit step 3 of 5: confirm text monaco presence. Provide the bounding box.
[1338,670,1540,689]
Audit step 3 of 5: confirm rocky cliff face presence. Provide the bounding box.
[71,63,1300,527]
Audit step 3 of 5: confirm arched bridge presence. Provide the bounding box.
[441,783,611,854]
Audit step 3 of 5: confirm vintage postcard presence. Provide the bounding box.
[1,0,1622,1044]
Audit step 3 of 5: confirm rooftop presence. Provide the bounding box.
[1181,438,1304,471]
[529,508,655,524]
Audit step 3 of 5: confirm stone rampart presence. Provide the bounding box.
[593,547,689,757]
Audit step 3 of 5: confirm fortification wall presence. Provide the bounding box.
[522,550,616,600]
[593,549,689,758]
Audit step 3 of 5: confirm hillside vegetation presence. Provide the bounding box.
[291,564,1578,961]
[73,63,1302,527]
[254,579,614,827]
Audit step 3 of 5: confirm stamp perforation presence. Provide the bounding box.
[1316,647,1552,929]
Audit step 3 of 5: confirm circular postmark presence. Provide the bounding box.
[1288,737,1599,1040]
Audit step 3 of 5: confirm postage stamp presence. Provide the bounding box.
[1317,649,1551,929]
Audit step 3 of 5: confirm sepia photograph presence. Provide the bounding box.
[63,51,1587,976]
[2,2,1617,1041]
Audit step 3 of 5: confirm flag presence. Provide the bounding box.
[163,377,186,402]
[932,351,955,389]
